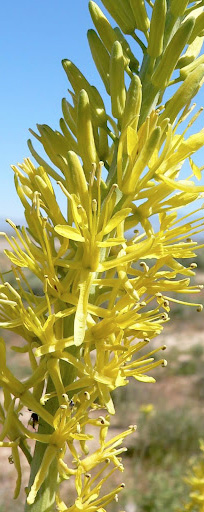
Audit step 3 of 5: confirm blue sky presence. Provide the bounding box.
[0,1,204,224]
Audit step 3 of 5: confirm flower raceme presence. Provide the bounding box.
[0,1,204,510]
[184,440,204,512]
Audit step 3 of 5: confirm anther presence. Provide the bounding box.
[190,263,197,269]
[197,305,203,312]
[90,163,97,187]
[163,300,169,308]
[140,262,149,272]
[6,219,16,229]
[92,199,97,212]
[84,391,90,400]
[129,425,137,431]
[98,161,104,181]
[162,359,167,367]
[139,301,146,308]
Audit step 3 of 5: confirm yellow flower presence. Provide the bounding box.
[1,4,204,506]
[184,440,204,512]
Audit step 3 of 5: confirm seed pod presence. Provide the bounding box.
[77,89,98,177]
[87,29,110,93]
[121,75,142,132]
[151,17,195,89]
[147,0,166,57]
[129,0,150,34]
[110,41,126,120]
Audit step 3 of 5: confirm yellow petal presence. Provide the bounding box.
[74,271,94,346]
[102,208,132,235]
[54,225,85,242]
[189,157,203,180]
[133,374,156,383]
[158,174,204,193]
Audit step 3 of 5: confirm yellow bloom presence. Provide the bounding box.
[1,2,204,508]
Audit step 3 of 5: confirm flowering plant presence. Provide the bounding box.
[184,439,204,512]
[0,1,204,510]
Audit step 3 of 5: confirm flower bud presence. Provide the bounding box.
[152,17,195,89]
[147,0,166,58]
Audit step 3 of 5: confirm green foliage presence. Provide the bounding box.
[136,462,187,512]
[133,409,204,462]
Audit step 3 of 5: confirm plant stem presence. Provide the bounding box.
[24,383,59,512]
[24,312,78,511]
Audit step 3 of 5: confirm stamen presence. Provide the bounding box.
[43,275,52,316]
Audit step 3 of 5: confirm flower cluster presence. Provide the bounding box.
[184,440,204,512]
[0,1,204,510]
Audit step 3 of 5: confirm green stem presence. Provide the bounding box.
[24,384,58,512]
[132,32,147,52]
[24,311,78,512]
[138,8,182,127]
[139,80,160,127]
